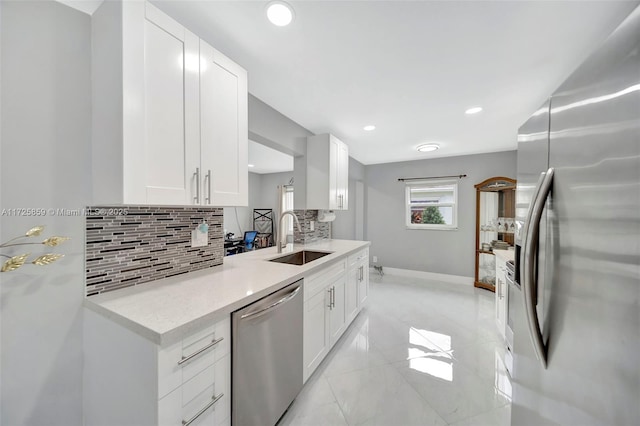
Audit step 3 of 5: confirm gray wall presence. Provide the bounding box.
[332,157,366,240]
[258,171,293,240]
[248,94,312,157]
[258,171,294,212]
[1,1,91,424]
[223,172,261,237]
[247,93,313,214]
[223,171,293,239]
[365,151,517,277]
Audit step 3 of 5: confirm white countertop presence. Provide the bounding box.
[493,248,515,262]
[84,239,370,346]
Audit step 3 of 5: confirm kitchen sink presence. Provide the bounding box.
[268,250,332,266]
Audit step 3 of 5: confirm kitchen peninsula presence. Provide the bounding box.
[83,239,369,426]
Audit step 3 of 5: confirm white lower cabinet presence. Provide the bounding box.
[352,249,369,308]
[357,261,369,306]
[84,309,230,426]
[328,274,347,346]
[346,248,369,324]
[495,256,508,339]
[302,260,346,382]
[158,355,229,426]
[345,266,359,324]
[303,248,370,383]
[303,287,331,382]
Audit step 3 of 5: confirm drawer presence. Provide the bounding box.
[158,355,230,426]
[304,259,346,301]
[183,317,230,362]
[158,317,230,399]
[348,248,369,268]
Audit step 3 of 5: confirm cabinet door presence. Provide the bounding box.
[200,40,248,207]
[329,275,346,347]
[141,4,200,205]
[357,260,369,308]
[328,137,340,210]
[345,268,359,324]
[495,258,506,338]
[303,288,330,382]
[337,141,349,210]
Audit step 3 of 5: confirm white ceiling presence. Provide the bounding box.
[150,0,637,165]
[248,140,294,174]
[61,1,637,164]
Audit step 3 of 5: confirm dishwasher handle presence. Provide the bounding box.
[240,285,301,320]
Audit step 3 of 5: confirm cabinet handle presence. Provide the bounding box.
[522,168,554,368]
[333,286,336,308]
[327,288,333,309]
[193,168,200,204]
[331,287,336,309]
[177,337,224,366]
[205,169,211,204]
[182,393,223,426]
[330,286,335,309]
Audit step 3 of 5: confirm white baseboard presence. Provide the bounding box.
[372,266,473,286]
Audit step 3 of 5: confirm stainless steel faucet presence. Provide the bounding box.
[277,211,302,253]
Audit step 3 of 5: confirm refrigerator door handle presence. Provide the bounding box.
[522,167,554,369]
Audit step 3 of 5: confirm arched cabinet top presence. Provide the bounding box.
[474,176,516,191]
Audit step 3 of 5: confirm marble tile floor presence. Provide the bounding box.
[278,273,512,426]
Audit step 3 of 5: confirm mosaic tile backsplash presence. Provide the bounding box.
[85,206,223,296]
[293,210,331,244]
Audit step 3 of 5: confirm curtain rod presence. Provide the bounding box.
[398,174,467,182]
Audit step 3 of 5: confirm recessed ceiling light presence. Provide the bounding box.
[266,1,294,27]
[465,106,483,115]
[248,164,255,168]
[363,125,376,131]
[416,144,440,153]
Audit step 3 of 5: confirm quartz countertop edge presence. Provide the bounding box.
[493,248,515,262]
[84,239,370,346]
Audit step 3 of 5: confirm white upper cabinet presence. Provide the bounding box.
[305,134,349,210]
[200,40,248,207]
[92,0,247,206]
[142,4,200,205]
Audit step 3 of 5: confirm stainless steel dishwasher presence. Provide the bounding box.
[231,280,303,426]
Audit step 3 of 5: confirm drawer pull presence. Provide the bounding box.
[177,337,224,366]
[182,393,223,426]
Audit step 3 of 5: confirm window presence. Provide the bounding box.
[279,185,294,246]
[405,180,458,230]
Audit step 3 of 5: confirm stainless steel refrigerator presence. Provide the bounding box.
[512,5,640,425]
